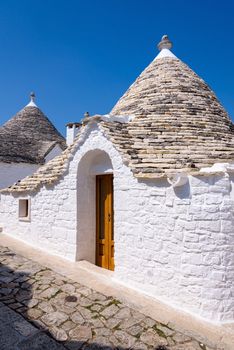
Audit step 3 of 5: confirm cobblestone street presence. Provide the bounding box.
[0,245,216,349]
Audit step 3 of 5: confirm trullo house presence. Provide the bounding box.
[0,93,66,189]
[0,35,234,323]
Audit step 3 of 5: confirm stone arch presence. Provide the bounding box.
[76,149,113,263]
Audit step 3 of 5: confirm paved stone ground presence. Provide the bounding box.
[0,301,66,349]
[0,245,216,350]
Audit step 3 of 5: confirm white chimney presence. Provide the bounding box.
[66,122,82,146]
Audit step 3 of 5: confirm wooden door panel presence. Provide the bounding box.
[108,176,114,271]
[96,174,114,270]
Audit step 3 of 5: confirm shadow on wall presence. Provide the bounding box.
[139,177,191,199]
[0,247,169,350]
[139,178,170,189]
[174,181,191,199]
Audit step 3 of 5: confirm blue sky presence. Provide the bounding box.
[0,0,233,135]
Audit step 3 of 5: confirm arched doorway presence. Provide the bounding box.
[76,150,114,270]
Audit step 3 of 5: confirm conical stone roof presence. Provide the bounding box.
[108,35,234,177]
[0,95,66,164]
[2,36,234,193]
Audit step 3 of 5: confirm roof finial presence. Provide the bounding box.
[26,91,37,107]
[157,35,172,51]
[30,92,35,103]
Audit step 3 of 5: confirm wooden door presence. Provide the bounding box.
[96,174,114,270]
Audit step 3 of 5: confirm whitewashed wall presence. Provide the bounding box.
[0,145,63,190]
[0,163,39,190]
[45,144,63,162]
[0,122,234,323]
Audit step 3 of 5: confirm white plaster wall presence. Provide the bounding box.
[45,144,63,162]
[0,145,62,190]
[112,171,234,323]
[66,125,81,146]
[0,163,39,190]
[0,178,77,260]
[0,123,234,323]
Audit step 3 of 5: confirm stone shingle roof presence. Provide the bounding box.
[1,125,89,193]
[108,51,234,177]
[2,36,234,193]
[0,101,66,164]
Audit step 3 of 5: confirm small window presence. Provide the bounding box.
[19,199,30,221]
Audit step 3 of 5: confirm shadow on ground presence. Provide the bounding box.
[0,247,170,350]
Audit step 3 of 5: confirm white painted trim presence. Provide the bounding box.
[101,114,135,123]
[167,173,188,187]
[155,48,178,60]
[25,101,38,107]
[200,162,234,174]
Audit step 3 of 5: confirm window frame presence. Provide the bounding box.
[18,198,31,222]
